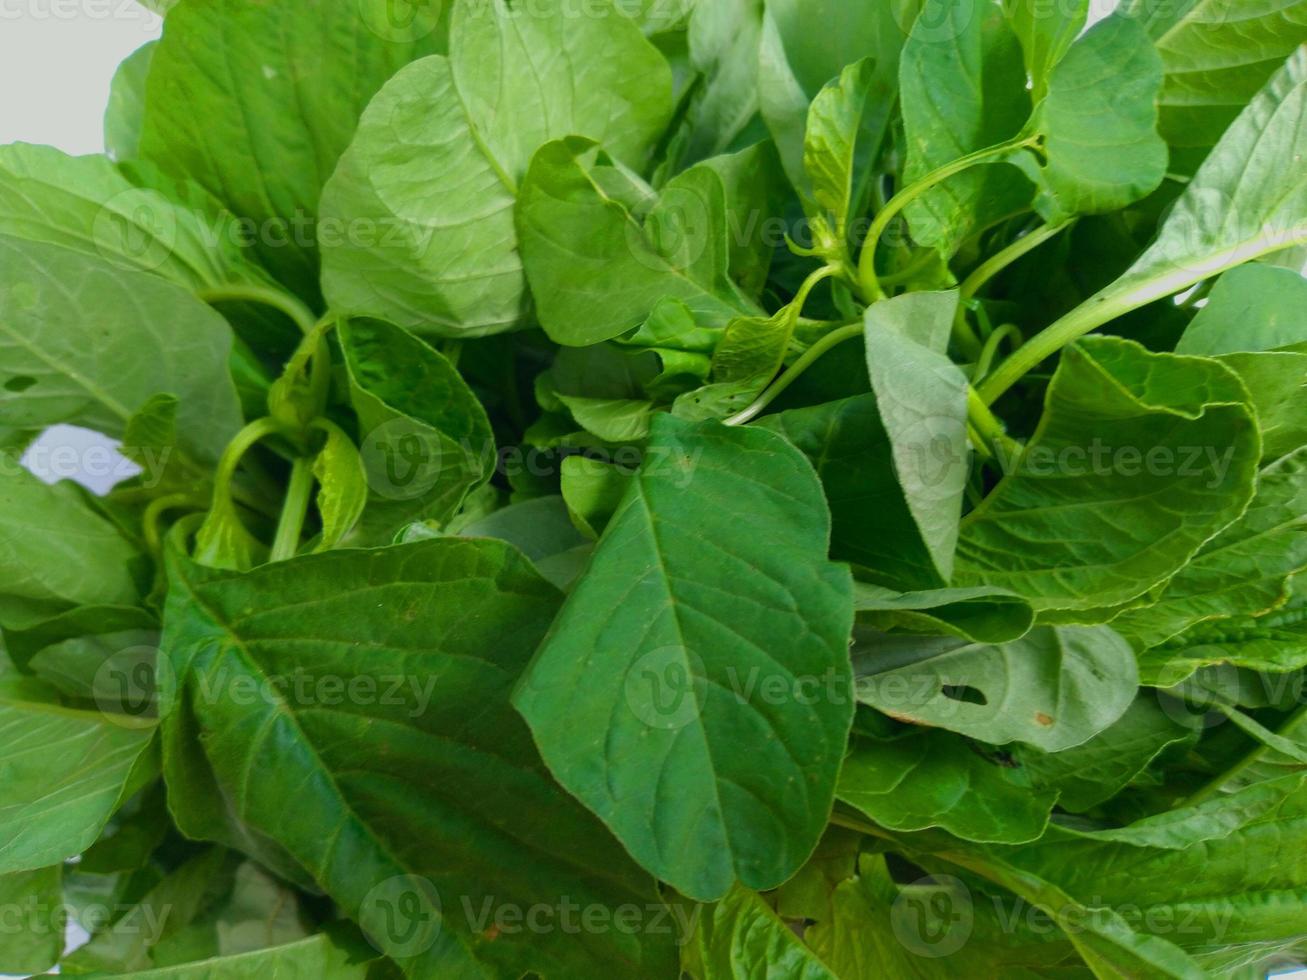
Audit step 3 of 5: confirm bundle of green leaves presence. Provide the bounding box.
[3,0,1307,976]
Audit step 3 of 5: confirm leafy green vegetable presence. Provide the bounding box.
[4,4,1307,975]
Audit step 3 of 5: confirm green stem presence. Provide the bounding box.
[1184,702,1307,807]
[724,322,862,426]
[959,220,1072,303]
[971,323,1024,383]
[857,136,1037,302]
[877,248,939,288]
[967,387,1021,460]
[270,457,315,562]
[143,493,203,557]
[212,417,284,494]
[196,284,318,336]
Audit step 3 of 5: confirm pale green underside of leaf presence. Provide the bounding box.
[161,539,674,979]
[955,337,1260,617]
[852,624,1137,751]
[1176,263,1307,356]
[321,0,672,336]
[104,39,154,162]
[0,234,242,463]
[0,682,155,874]
[514,416,854,901]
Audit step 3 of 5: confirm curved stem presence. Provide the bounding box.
[857,136,1038,302]
[270,457,315,562]
[959,219,1072,303]
[971,323,1024,383]
[144,493,203,557]
[967,387,1022,460]
[724,322,862,426]
[196,284,318,336]
[212,417,285,494]
[877,248,939,288]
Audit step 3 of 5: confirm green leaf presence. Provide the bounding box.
[0,865,62,974]
[1129,0,1307,155]
[310,422,368,552]
[899,0,1032,254]
[685,884,837,980]
[517,140,752,346]
[838,730,1056,843]
[1175,264,1307,355]
[0,464,142,627]
[852,582,1034,645]
[105,41,156,162]
[1020,14,1168,221]
[0,235,242,463]
[338,317,494,543]
[1011,695,1199,813]
[454,495,591,589]
[863,291,971,586]
[1003,0,1089,101]
[161,539,676,978]
[1113,447,1307,650]
[803,57,892,256]
[561,456,633,539]
[514,416,855,901]
[320,0,672,335]
[0,679,156,874]
[852,625,1138,751]
[70,934,372,980]
[139,0,447,297]
[955,337,1260,618]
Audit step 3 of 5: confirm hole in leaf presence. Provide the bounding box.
[940,684,987,706]
[4,376,36,393]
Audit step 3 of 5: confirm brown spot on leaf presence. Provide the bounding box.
[1035,712,1054,726]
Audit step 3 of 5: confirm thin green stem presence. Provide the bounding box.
[270,457,315,562]
[196,284,318,336]
[877,248,939,288]
[724,322,862,426]
[967,387,1022,459]
[144,493,202,557]
[971,323,1024,383]
[959,220,1072,303]
[857,136,1038,302]
[213,417,284,492]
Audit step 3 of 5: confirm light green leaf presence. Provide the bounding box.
[1021,14,1168,221]
[899,0,1032,254]
[1003,0,1089,101]
[803,57,892,255]
[320,0,672,335]
[455,495,591,590]
[956,337,1260,618]
[105,41,156,162]
[0,235,242,463]
[0,865,62,974]
[1215,351,1307,461]
[1012,695,1199,813]
[684,884,837,980]
[673,0,766,168]
[139,0,447,296]
[561,456,633,540]
[1176,264,1307,355]
[852,582,1034,645]
[0,464,142,627]
[161,538,676,978]
[514,416,855,901]
[0,679,156,874]
[1114,447,1307,650]
[852,625,1138,751]
[517,140,752,346]
[75,934,371,980]
[338,317,494,544]
[863,291,971,585]
[838,730,1056,843]
[310,422,368,552]
[1130,0,1307,154]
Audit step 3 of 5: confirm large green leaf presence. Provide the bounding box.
[956,337,1260,618]
[0,235,242,463]
[513,416,855,901]
[1129,0,1307,154]
[1113,447,1307,650]
[320,0,672,336]
[862,291,971,586]
[338,317,494,545]
[161,539,676,979]
[1020,14,1168,221]
[517,140,752,346]
[0,678,156,874]
[899,0,1032,254]
[852,625,1138,751]
[0,465,142,626]
[838,730,1056,843]
[1175,264,1307,355]
[139,0,447,296]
